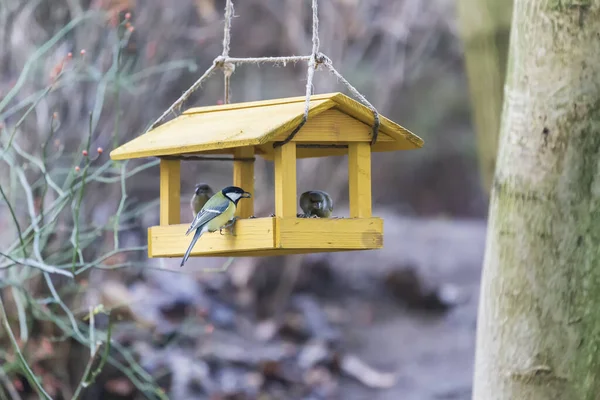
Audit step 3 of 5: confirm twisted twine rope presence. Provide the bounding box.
[272,0,320,148]
[149,0,381,146]
[221,0,235,104]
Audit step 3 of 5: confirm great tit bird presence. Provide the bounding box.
[191,183,214,217]
[299,190,334,218]
[180,186,251,267]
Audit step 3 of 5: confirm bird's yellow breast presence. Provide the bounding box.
[205,201,236,232]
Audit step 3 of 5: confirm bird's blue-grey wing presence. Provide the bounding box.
[185,201,230,235]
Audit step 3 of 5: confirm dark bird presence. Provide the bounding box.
[299,190,334,218]
[190,183,214,217]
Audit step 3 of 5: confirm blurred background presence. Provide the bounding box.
[0,0,506,399]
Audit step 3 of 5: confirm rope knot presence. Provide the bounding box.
[214,55,226,66]
[315,52,328,66]
[222,62,235,77]
[214,56,235,76]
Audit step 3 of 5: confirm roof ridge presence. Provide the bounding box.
[183,92,344,115]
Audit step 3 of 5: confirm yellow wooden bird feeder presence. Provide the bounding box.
[110,92,423,258]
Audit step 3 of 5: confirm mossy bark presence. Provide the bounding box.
[473,1,600,399]
[458,0,513,194]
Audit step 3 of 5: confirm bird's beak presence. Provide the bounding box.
[242,192,252,198]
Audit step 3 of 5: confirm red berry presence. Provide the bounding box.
[82,150,88,156]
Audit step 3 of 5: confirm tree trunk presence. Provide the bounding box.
[472,1,600,399]
[457,0,513,194]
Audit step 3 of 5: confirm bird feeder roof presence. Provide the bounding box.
[110,92,423,161]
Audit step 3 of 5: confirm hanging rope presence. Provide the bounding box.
[149,0,381,146]
[319,55,381,145]
[272,0,320,148]
[221,0,235,104]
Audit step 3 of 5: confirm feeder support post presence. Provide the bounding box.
[159,159,181,225]
[233,146,255,218]
[348,142,372,218]
[274,142,297,218]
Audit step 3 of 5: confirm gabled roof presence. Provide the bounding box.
[110,92,423,160]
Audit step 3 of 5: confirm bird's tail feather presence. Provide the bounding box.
[181,228,203,267]
[185,225,194,236]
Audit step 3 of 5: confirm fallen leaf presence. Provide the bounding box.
[339,354,397,389]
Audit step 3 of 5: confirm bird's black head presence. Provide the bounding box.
[194,183,213,196]
[222,186,252,204]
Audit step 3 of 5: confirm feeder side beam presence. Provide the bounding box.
[159,159,181,225]
[233,146,255,218]
[274,142,297,218]
[348,142,372,218]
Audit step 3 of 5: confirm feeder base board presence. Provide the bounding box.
[148,217,383,258]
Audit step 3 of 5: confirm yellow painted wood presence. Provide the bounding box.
[348,142,372,218]
[273,109,395,143]
[110,93,423,161]
[110,99,335,160]
[276,217,383,250]
[274,142,297,219]
[258,142,420,160]
[328,94,421,148]
[256,145,348,160]
[148,217,276,257]
[233,147,254,218]
[186,147,266,157]
[147,217,383,258]
[178,248,364,257]
[183,93,336,115]
[159,159,181,225]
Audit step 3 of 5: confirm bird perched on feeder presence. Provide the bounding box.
[299,190,334,218]
[190,183,214,217]
[181,186,251,267]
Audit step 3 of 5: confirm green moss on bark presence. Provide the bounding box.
[473,1,600,399]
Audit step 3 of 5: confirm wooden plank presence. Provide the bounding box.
[110,92,424,162]
[327,93,424,149]
[110,99,335,160]
[183,92,342,115]
[182,92,423,150]
[186,147,267,157]
[233,147,254,218]
[272,109,394,143]
[256,144,347,160]
[148,216,383,258]
[148,217,275,258]
[260,145,417,160]
[276,217,383,250]
[159,159,180,225]
[186,248,365,257]
[348,143,372,218]
[274,142,297,218]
